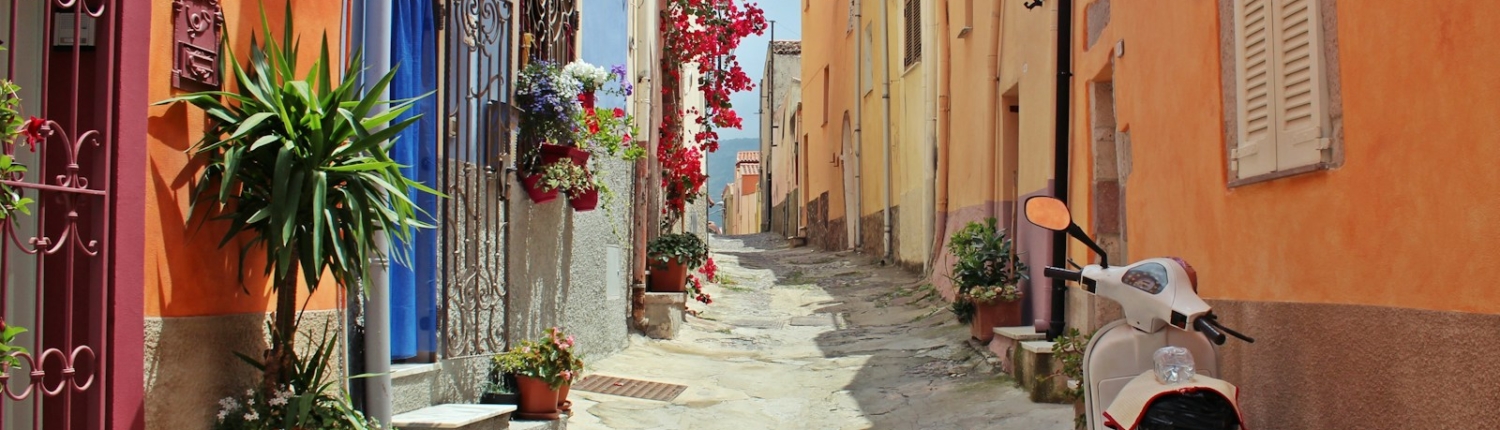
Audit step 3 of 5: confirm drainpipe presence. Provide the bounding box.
[1047,0,1074,340]
[852,0,863,251]
[988,2,1002,220]
[879,0,895,264]
[361,0,394,425]
[763,21,776,234]
[927,0,952,275]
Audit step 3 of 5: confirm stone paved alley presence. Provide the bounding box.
[566,234,1072,429]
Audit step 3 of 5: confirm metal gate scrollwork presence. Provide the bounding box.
[440,0,515,359]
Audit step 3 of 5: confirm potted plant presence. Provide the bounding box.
[492,327,584,420]
[156,3,437,391]
[1048,328,1093,430]
[946,218,1028,342]
[537,161,602,212]
[478,366,519,405]
[647,233,709,292]
[221,326,381,429]
[515,60,583,201]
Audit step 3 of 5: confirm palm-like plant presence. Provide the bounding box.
[156,5,439,389]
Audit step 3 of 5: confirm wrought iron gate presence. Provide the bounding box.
[0,0,114,427]
[439,0,515,358]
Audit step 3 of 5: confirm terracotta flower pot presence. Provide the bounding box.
[648,257,689,292]
[558,381,573,415]
[520,173,559,204]
[514,375,560,420]
[568,187,600,212]
[970,299,1023,343]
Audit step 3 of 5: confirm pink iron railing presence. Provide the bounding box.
[0,0,114,428]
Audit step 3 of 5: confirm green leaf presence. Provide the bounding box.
[322,160,395,172]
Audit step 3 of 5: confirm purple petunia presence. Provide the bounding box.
[610,64,627,79]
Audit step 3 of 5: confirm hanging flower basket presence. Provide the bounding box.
[568,187,600,212]
[538,143,589,167]
[520,172,560,204]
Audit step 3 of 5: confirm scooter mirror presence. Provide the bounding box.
[1025,196,1072,231]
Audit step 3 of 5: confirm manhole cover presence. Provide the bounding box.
[572,375,687,402]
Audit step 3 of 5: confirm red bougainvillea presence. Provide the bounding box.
[658,0,767,225]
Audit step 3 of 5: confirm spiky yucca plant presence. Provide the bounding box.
[156,4,439,389]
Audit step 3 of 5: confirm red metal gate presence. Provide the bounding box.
[0,0,126,428]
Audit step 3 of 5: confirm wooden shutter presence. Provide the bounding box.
[904,0,921,67]
[1233,0,1277,178]
[1273,0,1329,168]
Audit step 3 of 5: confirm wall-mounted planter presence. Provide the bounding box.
[521,173,559,203]
[568,187,599,212]
[539,143,590,167]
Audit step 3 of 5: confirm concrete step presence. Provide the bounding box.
[1016,340,1069,404]
[392,404,517,430]
[509,418,568,430]
[391,363,443,415]
[988,326,1045,376]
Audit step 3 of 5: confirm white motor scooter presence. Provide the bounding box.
[1024,197,1255,430]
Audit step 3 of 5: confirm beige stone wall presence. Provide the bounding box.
[144,310,346,430]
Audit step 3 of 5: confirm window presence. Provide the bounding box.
[904,0,922,68]
[1230,0,1333,182]
[822,67,830,125]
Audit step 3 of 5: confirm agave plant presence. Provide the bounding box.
[156,4,439,388]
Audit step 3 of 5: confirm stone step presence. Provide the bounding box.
[510,419,569,430]
[988,326,1045,376]
[392,404,517,430]
[1015,340,1070,404]
[994,326,1046,341]
[391,363,443,415]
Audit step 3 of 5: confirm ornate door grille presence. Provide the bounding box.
[0,0,116,427]
[439,0,515,359]
[520,0,577,64]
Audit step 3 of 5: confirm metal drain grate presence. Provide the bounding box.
[572,375,688,402]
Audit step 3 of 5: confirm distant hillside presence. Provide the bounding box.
[706,137,760,227]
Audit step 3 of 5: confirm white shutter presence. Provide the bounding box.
[1273,0,1330,169]
[1234,0,1277,178]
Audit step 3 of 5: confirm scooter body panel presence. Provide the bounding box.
[1083,320,1220,430]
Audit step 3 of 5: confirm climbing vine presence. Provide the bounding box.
[658,0,767,227]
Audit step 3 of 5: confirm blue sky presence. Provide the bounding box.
[721,1,803,140]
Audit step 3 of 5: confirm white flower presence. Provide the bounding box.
[217,410,228,422]
[268,395,287,407]
[563,61,610,90]
[244,411,259,421]
[247,398,255,406]
[245,388,255,397]
[218,396,239,411]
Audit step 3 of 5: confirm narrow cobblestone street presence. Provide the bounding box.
[567,234,1072,429]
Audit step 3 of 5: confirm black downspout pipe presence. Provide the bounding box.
[1048,0,1072,341]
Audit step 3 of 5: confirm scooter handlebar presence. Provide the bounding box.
[1044,266,1083,282]
[1194,317,1228,345]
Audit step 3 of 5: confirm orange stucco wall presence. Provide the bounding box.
[802,0,854,228]
[145,0,344,317]
[1071,0,1500,314]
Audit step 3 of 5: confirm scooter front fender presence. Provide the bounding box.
[1082,321,1221,430]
